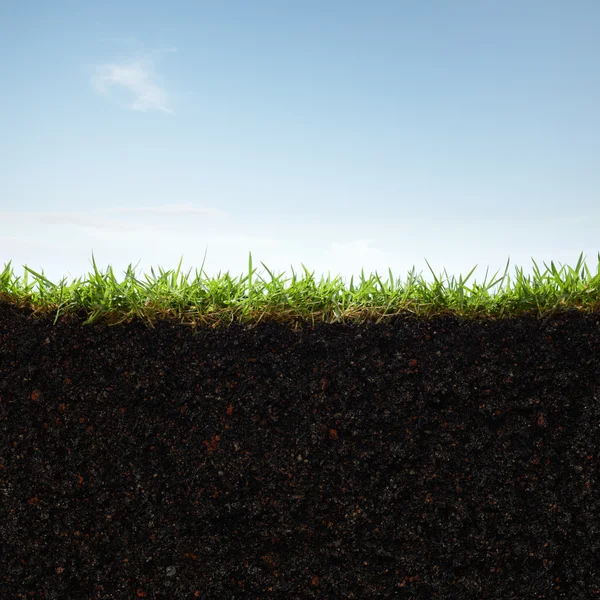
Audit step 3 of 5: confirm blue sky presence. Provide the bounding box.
[1,1,599,294]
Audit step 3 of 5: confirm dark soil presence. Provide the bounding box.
[1,301,600,599]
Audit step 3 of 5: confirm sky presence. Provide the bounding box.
[1,0,599,298]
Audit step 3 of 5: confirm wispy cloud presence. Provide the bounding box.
[0,203,227,233]
[106,203,228,217]
[91,51,174,114]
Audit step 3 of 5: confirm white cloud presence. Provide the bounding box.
[91,53,174,114]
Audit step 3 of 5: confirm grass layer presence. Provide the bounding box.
[1,250,600,331]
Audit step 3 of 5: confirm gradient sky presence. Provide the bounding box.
[1,0,599,296]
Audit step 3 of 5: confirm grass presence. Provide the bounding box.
[1,249,600,331]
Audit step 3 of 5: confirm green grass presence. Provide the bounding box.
[1,249,599,330]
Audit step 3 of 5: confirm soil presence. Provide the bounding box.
[1,301,599,598]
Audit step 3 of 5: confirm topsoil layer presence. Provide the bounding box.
[1,302,600,599]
